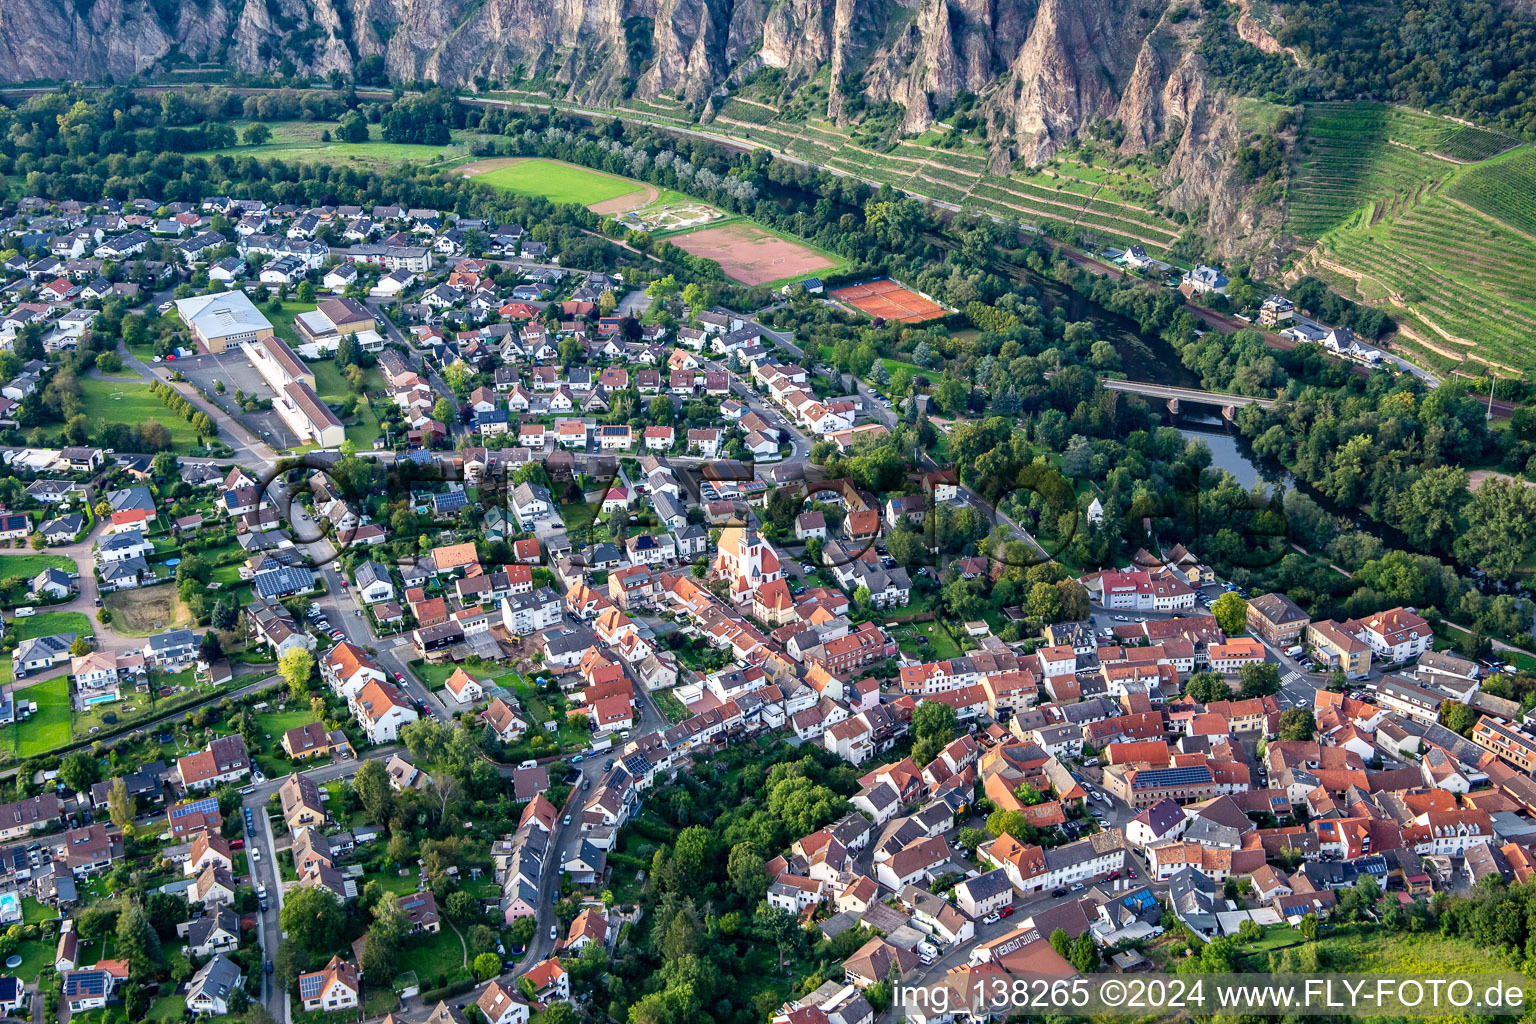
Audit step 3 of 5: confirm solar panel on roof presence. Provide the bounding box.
[299,974,325,999]
[171,797,220,818]
[1132,766,1213,789]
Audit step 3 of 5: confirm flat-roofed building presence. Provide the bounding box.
[175,292,274,353]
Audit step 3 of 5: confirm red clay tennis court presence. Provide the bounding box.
[830,279,947,323]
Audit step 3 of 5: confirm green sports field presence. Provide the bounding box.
[468,159,648,206]
[196,121,474,170]
[80,378,201,448]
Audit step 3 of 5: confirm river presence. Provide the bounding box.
[1021,268,1285,490]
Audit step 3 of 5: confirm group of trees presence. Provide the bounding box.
[595,743,871,1024]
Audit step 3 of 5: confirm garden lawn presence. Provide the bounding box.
[79,377,201,448]
[898,619,962,659]
[310,360,386,448]
[411,924,470,989]
[0,553,77,579]
[14,610,92,641]
[11,674,70,756]
[8,938,52,982]
[471,159,646,206]
[253,708,319,753]
[22,895,53,924]
[268,300,318,350]
[360,869,423,896]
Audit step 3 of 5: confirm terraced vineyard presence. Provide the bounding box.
[1316,191,1536,373]
[1435,125,1521,162]
[1442,148,1536,238]
[1286,100,1536,373]
[1285,103,1459,240]
[673,105,1189,254]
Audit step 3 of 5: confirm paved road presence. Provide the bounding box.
[241,750,400,1024]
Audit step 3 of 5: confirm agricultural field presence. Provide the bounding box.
[1316,192,1536,374]
[461,158,654,212]
[80,378,202,448]
[1286,101,1536,373]
[196,120,474,169]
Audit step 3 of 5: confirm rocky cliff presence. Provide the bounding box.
[2,0,1208,158]
[0,0,1284,257]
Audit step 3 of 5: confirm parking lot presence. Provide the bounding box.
[174,348,302,448]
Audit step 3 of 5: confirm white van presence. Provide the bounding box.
[13,607,34,618]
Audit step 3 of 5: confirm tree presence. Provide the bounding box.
[911,700,958,743]
[116,898,162,975]
[986,809,1028,839]
[107,777,135,831]
[59,750,100,794]
[1278,707,1315,741]
[279,648,315,701]
[1069,932,1098,972]
[446,890,480,923]
[280,887,344,960]
[433,396,457,424]
[337,111,369,143]
[1238,661,1282,698]
[212,598,241,632]
[354,758,392,823]
[508,915,537,947]
[1211,592,1248,636]
[1298,912,1319,942]
[68,637,91,658]
[242,122,272,146]
[473,951,501,982]
[727,843,768,902]
[1048,927,1071,959]
[273,939,303,989]
[1439,700,1479,737]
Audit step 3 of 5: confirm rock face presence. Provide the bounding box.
[0,0,1284,255]
[2,0,1184,159]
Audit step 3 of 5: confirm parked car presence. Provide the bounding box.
[998,906,1014,918]
[982,911,1001,925]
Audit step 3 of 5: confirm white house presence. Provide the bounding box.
[349,680,419,744]
[186,955,244,1016]
[353,561,395,604]
[298,958,359,1013]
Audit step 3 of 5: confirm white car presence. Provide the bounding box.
[919,953,935,965]
[982,911,1001,925]
[251,847,261,862]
